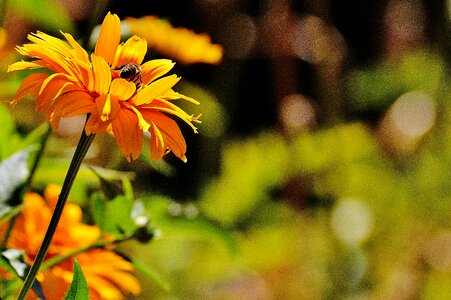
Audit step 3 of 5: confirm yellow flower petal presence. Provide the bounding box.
[91,54,111,94]
[36,73,77,112]
[132,74,180,106]
[49,90,94,118]
[144,98,199,132]
[128,105,150,132]
[11,72,49,105]
[62,32,89,63]
[142,110,187,161]
[114,35,147,67]
[85,111,109,135]
[94,12,121,65]
[110,78,136,100]
[7,61,43,72]
[140,59,175,84]
[148,122,166,160]
[112,109,143,161]
[125,15,223,65]
[160,89,200,105]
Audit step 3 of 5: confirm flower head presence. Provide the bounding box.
[8,12,199,162]
[125,15,223,65]
[0,184,140,300]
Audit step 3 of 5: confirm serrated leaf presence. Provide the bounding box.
[0,147,36,218]
[1,249,47,299]
[64,260,90,300]
[10,0,74,32]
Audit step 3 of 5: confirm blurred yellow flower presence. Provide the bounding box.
[125,15,223,65]
[0,184,141,300]
[8,12,199,162]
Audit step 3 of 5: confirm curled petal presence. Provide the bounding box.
[142,110,187,162]
[94,12,121,65]
[37,73,78,112]
[128,105,150,132]
[114,36,147,67]
[140,59,175,85]
[110,78,136,100]
[47,90,94,129]
[160,89,200,105]
[11,72,49,105]
[62,32,89,63]
[112,109,143,161]
[148,122,166,160]
[132,75,180,106]
[49,90,94,118]
[7,61,43,72]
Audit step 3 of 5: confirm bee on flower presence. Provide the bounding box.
[8,12,200,162]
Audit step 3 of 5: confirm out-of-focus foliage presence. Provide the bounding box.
[1,0,451,299]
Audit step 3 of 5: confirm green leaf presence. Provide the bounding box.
[132,258,170,292]
[0,147,36,219]
[64,260,90,300]
[91,193,136,235]
[90,192,107,231]
[10,0,74,32]
[1,249,47,299]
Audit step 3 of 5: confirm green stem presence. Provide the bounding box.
[17,129,95,300]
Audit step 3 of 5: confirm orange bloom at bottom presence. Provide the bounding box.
[0,185,141,300]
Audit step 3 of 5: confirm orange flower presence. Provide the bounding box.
[0,184,140,300]
[125,15,223,65]
[8,12,199,162]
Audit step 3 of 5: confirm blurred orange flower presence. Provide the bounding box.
[8,12,199,162]
[125,15,223,65]
[0,184,140,299]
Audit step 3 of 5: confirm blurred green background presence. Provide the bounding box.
[1,0,451,299]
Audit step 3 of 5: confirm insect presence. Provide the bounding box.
[114,63,142,85]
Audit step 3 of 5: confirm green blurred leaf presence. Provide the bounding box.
[0,146,36,219]
[178,81,226,138]
[347,49,445,112]
[18,123,51,150]
[89,167,126,199]
[139,148,175,177]
[90,192,106,231]
[200,132,289,225]
[0,104,21,160]
[91,193,136,235]
[144,196,237,255]
[132,258,170,292]
[64,260,90,300]
[10,0,74,32]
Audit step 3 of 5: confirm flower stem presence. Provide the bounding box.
[17,128,95,300]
